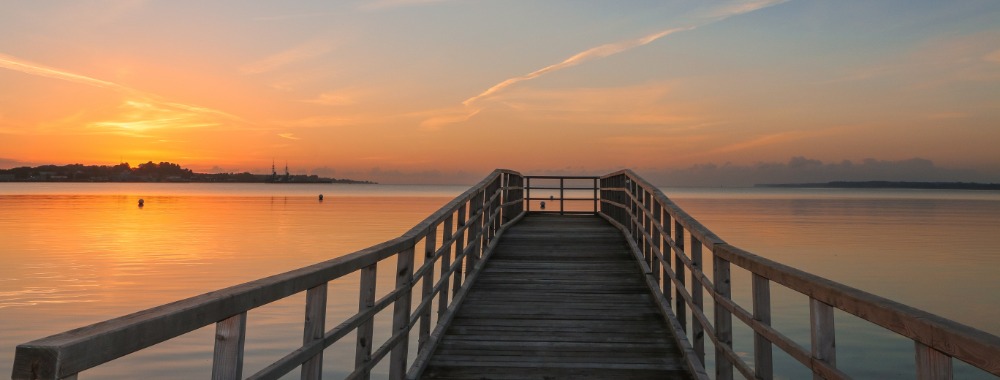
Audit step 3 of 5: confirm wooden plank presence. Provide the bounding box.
[810,298,837,380]
[301,284,327,380]
[212,312,247,380]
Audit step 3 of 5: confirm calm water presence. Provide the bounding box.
[1,183,998,379]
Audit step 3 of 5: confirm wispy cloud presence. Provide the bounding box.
[88,100,220,136]
[461,27,692,107]
[0,52,243,135]
[0,53,126,92]
[418,107,482,130]
[239,40,334,75]
[278,133,301,140]
[300,89,367,106]
[359,0,457,11]
[252,11,341,22]
[700,0,789,20]
[421,0,789,128]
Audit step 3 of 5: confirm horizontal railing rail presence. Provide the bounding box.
[11,169,526,380]
[523,175,600,214]
[599,169,1000,379]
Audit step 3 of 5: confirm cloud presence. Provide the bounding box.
[0,52,243,134]
[0,53,126,92]
[278,133,301,140]
[87,100,221,135]
[461,0,788,108]
[700,0,789,20]
[637,157,993,187]
[488,83,707,127]
[359,0,456,11]
[417,107,481,130]
[461,27,692,107]
[0,157,35,169]
[239,40,334,75]
[300,89,367,106]
[986,49,1000,64]
[416,0,789,129]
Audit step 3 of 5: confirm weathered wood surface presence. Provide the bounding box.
[420,214,692,380]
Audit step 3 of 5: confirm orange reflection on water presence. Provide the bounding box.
[0,193,451,378]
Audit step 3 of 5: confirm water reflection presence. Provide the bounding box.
[0,192,451,379]
[1,185,998,379]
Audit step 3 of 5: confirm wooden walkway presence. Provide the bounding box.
[421,214,692,380]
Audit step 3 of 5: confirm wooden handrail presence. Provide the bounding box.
[598,170,1000,379]
[522,175,600,214]
[11,169,525,380]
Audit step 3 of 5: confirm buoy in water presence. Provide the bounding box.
[318,194,324,201]
[138,198,144,207]
[540,201,546,210]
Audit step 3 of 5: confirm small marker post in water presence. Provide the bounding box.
[318,194,324,202]
[138,198,144,207]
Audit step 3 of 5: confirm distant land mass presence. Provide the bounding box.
[0,162,376,184]
[755,181,1000,190]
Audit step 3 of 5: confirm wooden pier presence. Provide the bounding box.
[11,169,1000,380]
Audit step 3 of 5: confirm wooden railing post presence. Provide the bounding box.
[916,341,952,380]
[651,204,662,284]
[559,177,565,215]
[388,246,415,380]
[753,274,774,380]
[452,204,467,297]
[691,237,705,365]
[212,312,247,380]
[525,177,531,212]
[674,221,686,332]
[301,283,327,380]
[714,255,733,380]
[418,226,437,351]
[810,298,836,380]
[663,216,672,304]
[465,190,483,280]
[438,216,454,320]
[593,177,598,213]
[642,190,659,268]
[355,264,377,380]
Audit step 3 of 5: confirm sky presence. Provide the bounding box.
[1,0,998,185]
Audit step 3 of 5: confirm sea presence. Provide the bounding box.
[1,182,998,379]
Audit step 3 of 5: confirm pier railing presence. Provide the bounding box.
[11,169,526,380]
[523,175,599,214]
[599,169,1000,379]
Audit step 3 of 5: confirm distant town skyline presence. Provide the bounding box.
[2,1,998,185]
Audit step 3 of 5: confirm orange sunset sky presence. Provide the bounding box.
[1,1,998,185]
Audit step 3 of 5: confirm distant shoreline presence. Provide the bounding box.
[0,162,377,184]
[755,181,1000,190]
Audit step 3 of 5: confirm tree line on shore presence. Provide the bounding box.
[0,161,375,184]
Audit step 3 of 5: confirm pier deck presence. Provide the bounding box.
[421,214,691,380]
